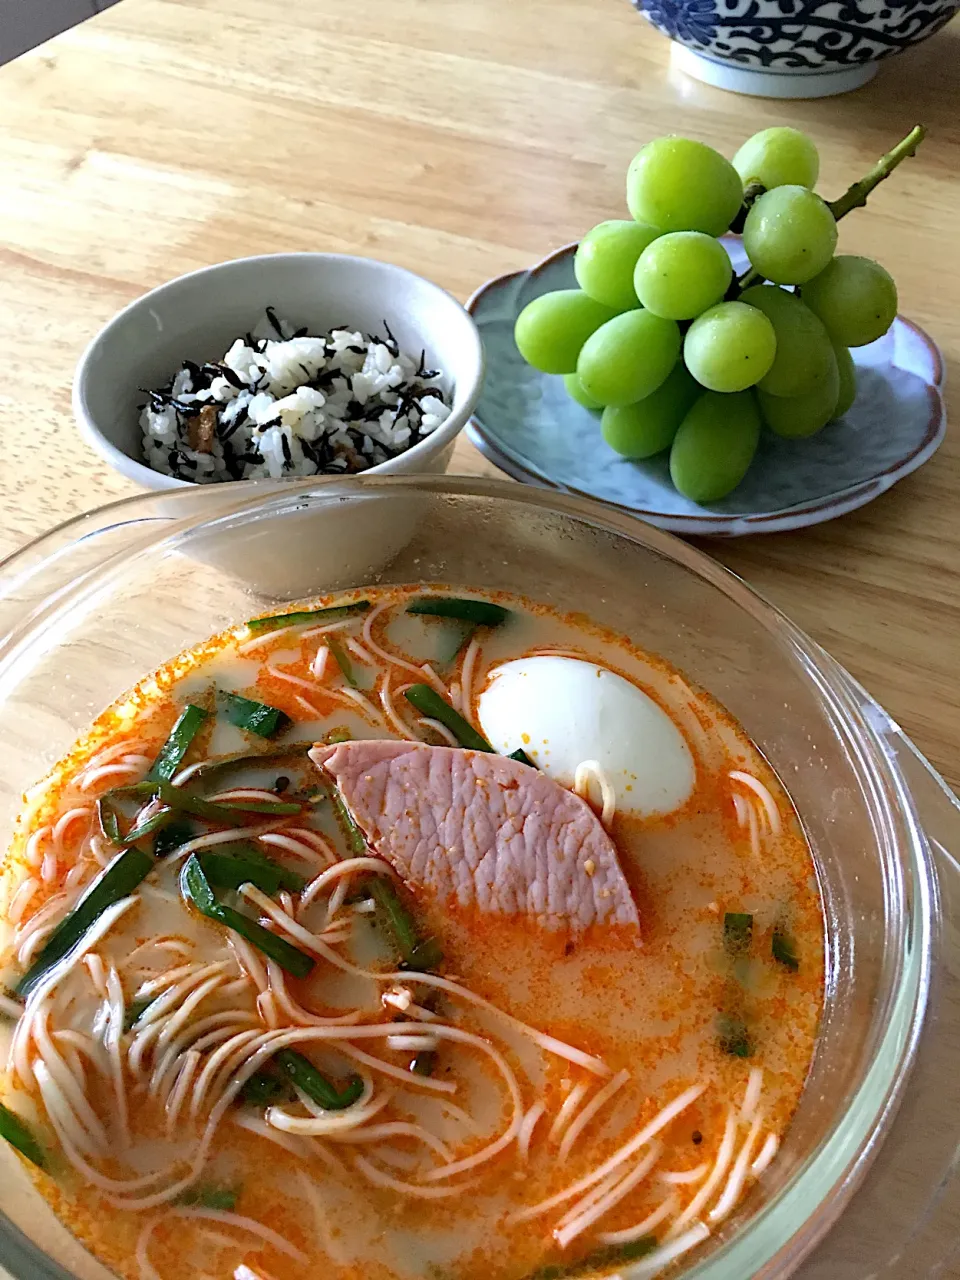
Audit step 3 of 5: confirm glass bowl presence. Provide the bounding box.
[0,475,958,1280]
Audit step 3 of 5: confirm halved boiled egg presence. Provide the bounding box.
[477,655,695,817]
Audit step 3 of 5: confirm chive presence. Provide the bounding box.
[369,878,418,954]
[180,856,314,978]
[146,705,209,782]
[96,797,122,844]
[509,748,536,768]
[369,879,443,971]
[274,1049,364,1110]
[523,1237,658,1280]
[124,806,177,844]
[245,601,371,634]
[199,851,305,895]
[153,819,196,858]
[327,637,357,688]
[17,848,155,998]
[441,621,477,665]
[177,1184,239,1212]
[403,685,492,753]
[407,598,509,627]
[411,1051,436,1078]
[157,782,300,820]
[123,996,155,1032]
[717,1011,753,1058]
[399,937,444,973]
[772,925,799,972]
[240,1069,290,1106]
[185,742,314,780]
[723,912,753,957]
[330,789,366,855]
[0,1102,46,1169]
[219,691,292,740]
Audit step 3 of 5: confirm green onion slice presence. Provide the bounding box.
[157,782,300,820]
[523,1237,658,1280]
[177,1184,239,1211]
[245,601,371,635]
[717,1011,753,1058]
[179,856,314,978]
[219,691,292,740]
[330,789,367,855]
[198,851,305,895]
[407,597,509,626]
[123,996,155,1032]
[96,797,122,844]
[327,637,357,688]
[403,685,492,753]
[146,705,209,782]
[153,819,196,859]
[723,912,753,958]
[0,1102,46,1168]
[240,1069,290,1106]
[16,847,155,998]
[508,748,536,768]
[772,925,799,971]
[369,878,443,972]
[273,1049,364,1110]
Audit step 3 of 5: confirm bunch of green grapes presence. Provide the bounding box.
[513,126,911,503]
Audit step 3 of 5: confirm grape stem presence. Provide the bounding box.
[827,124,926,221]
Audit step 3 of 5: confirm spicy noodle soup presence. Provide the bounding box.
[0,588,823,1280]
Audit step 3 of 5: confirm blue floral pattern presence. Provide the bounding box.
[632,0,958,68]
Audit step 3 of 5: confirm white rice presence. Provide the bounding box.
[139,309,451,483]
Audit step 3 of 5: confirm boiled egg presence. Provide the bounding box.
[477,656,695,817]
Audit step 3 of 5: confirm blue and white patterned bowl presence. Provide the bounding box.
[631,0,959,97]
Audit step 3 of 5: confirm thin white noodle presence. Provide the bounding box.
[729,771,782,835]
[104,966,130,1145]
[380,679,418,740]
[52,807,92,850]
[353,1155,465,1199]
[267,1092,389,1137]
[170,1207,308,1262]
[328,684,382,720]
[746,800,760,860]
[510,1084,705,1224]
[448,680,463,713]
[296,694,322,718]
[558,1068,630,1162]
[265,664,325,694]
[459,636,481,727]
[709,1109,766,1222]
[731,793,748,828]
[300,619,356,640]
[165,1051,200,1135]
[229,937,268,992]
[751,1132,779,1178]
[325,1121,453,1162]
[41,851,58,883]
[417,717,459,747]
[659,1162,710,1185]
[668,1107,737,1237]
[7,877,39,924]
[234,1111,316,1160]
[311,646,329,680]
[573,760,616,828]
[163,826,273,866]
[135,1215,164,1280]
[78,762,142,792]
[346,637,376,665]
[336,1042,457,1095]
[0,993,23,1020]
[84,953,107,996]
[625,1223,711,1277]
[260,831,333,866]
[33,1056,104,1158]
[170,761,206,787]
[266,959,362,1028]
[208,788,288,804]
[555,1143,662,1249]
[25,825,51,867]
[518,1101,546,1162]
[739,1067,763,1126]
[362,603,446,692]
[597,1192,679,1245]
[385,1033,439,1052]
[299,857,397,913]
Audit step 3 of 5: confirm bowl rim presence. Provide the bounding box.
[71,251,485,492]
[0,473,933,1280]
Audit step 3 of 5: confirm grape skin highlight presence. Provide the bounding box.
[683,302,777,393]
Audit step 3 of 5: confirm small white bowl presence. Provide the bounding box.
[73,253,485,490]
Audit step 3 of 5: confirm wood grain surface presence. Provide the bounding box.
[0,0,956,804]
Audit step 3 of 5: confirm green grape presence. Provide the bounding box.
[758,347,840,438]
[670,391,761,503]
[514,290,619,375]
[626,137,743,237]
[601,362,700,458]
[577,310,681,407]
[742,186,838,285]
[740,284,834,397]
[801,255,898,347]
[633,232,733,321]
[574,220,659,310]
[683,301,776,393]
[733,127,820,191]
[563,372,602,410]
[833,343,857,417]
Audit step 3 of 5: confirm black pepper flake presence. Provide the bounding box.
[265,306,286,339]
[692,1130,703,1145]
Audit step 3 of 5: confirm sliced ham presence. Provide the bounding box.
[310,740,639,935]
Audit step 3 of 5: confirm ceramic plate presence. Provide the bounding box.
[465,241,946,536]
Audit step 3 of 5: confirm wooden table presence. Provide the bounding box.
[0,0,957,806]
